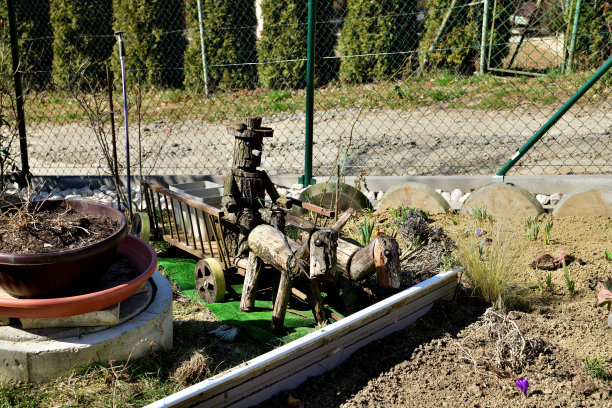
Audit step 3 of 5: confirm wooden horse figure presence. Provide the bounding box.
[241,212,351,333]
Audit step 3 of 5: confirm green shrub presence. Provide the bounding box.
[418,0,513,74]
[183,0,257,92]
[0,1,53,90]
[50,0,114,87]
[338,0,420,83]
[113,0,187,88]
[565,1,611,69]
[257,0,337,89]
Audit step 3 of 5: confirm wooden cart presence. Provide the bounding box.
[135,180,244,304]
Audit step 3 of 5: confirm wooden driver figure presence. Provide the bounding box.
[221,117,283,259]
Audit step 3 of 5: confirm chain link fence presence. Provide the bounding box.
[1,0,610,180]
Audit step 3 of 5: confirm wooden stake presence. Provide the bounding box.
[240,252,262,312]
[271,272,293,334]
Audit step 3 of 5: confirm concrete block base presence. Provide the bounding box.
[0,271,172,383]
[376,182,450,214]
[552,186,612,217]
[461,182,544,218]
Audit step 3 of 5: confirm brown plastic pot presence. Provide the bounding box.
[0,234,156,318]
[0,199,127,298]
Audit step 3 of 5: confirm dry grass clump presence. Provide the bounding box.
[172,350,212,384]
[457,229,527,311]
[456,308,548,376]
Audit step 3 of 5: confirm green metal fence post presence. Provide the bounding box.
[299,0,316,187]
[6,0,30,183]
[496,54,612,178]
[196,0,210,97]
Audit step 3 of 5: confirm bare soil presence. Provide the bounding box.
[0,205,119,254]
[256,212,612,407]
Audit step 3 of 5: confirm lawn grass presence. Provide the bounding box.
[22,70,607,126]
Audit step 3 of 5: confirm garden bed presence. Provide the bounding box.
[0,210,609,407]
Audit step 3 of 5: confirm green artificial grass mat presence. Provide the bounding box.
[159,257,320,344]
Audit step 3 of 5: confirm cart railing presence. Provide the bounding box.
[141,181,231,270]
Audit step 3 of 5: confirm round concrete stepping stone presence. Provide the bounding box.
[552,185,612,217]
[296,182,372,215]
[376,182,450,214]
[461,182,544,218]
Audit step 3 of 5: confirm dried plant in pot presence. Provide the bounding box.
[0,199,127,298]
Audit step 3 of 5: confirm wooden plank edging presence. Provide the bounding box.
[146,268,460,408]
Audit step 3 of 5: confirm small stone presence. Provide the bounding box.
[543,389,553,395]
[376,191,384,201]
[291,183,304,190]
[366,191,376,202]
[435,189,442,194]
[441,192,451,202]
[459,192,471,203]
[536,194,550,205]
[549,193,562,205]
[450,188,463,202]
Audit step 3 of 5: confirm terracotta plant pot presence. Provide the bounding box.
[0,235,156,318]
[0,199,127,298]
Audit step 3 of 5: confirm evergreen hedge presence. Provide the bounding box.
[0,1,53,90]
[338,0,420,83]
[418,0,513,74]
[183,0,258,92]
[257,0,337,89]
[113,0,187,88]
[50,0,114,87]
[566,1,611,69]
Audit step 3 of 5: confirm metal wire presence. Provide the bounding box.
[2,0,610,179]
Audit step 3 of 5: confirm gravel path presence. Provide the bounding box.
[25,103,612,176]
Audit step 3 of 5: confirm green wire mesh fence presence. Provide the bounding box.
[0,0,610,179]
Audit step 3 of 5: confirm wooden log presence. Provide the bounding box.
[271,272,293,334]
[374,235,401,288]
[308,228,337,282]
[304,279,327,324]
[335,234,401,289]
[338,276,361,315]
[248,224,306,279]
[243,116,262,129]
[240,252,263,312]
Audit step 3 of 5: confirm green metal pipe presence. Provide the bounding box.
[497,54,612,176]
[6,0,29,181]
[567,0,583,72]
[196,0,209,97]
[300,0,316,186]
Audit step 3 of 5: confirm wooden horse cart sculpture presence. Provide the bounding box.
[137,117,401,333]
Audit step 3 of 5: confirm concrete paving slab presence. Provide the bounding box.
[0,271,172,383]
[552,185,612,217]
[461,182,544,218]
[376,182,450,214]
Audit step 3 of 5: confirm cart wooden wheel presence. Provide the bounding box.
[195,258,226,303]
[131,212,150,242]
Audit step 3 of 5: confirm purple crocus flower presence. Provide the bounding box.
[475,228,484,237]
[515,377,529,398]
